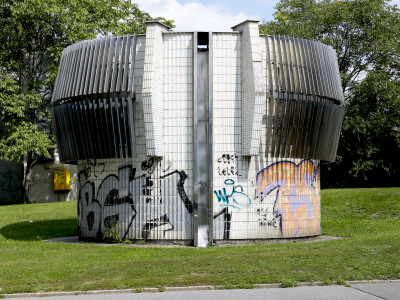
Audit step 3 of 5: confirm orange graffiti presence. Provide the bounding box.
[256,160,320,237]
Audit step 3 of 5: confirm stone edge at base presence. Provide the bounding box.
[3,280,400,298]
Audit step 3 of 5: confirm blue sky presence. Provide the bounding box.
[135,0,400,32]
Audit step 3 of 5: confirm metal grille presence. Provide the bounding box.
[53,98,136,161]
[265,96,344,161]
[52,35,138,161]
[52,35,137,103]
[263,35,344,161]
[264,35,344,104]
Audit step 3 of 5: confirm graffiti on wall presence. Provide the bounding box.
[256,207,278,228]
[80,160,105,179]
[213,207,231,239]
[78,160,195,240]
[255,160,320,237]
[213,179,251,210]
[216,153,245,176]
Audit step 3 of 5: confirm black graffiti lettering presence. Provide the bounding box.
[161,170,197,213]
[214,207,231,239]
[141,214,172,240]
[104,214,119,228]
[141,158,154,171]
[78,161,195,241]
[257,207,278,228]
[142,176,154,202]
[81,159,105,178]
[218,166,239,176]
[87,211,95,230]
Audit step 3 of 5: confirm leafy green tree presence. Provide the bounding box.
[261,0,400,187]
[0,0,173,202]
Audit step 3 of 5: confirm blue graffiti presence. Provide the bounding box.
[214,179,251,210]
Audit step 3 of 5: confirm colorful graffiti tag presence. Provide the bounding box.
[255,160,320,237]
[214,179,251,210]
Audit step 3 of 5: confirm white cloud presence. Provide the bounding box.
[135,0,261,32]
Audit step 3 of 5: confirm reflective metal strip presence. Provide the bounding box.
[116,37,127,92]
[275,36,285,92]
[287,36,298,94]
[310,42,323,98]
[128,35,138,92]
[75,41,86,97]
[265,36,274,97]
[61,49,74,99]
[122,35,132,92]
[292,37,304,94]
[111,36,122,93]
[297,38,309,94]
[104,37,116,94]
[98,38,110,94]
[270,36,279,93]
[93,38,106,95]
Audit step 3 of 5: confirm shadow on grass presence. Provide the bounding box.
[0,218,77,241]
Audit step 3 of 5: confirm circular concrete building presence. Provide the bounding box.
[52,20,344,246]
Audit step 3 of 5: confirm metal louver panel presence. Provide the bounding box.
[52,35,138,161]
[53,98,136,162]
[263,35,344,162]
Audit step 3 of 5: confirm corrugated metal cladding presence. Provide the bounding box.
[52,20,344,245]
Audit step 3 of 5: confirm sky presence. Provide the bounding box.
[135,0,400,32]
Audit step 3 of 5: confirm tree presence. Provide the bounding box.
[261,0,400,187]
[0,0,174,202]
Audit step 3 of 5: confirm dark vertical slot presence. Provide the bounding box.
[275,97,286,157]
[53,106,66,161]
[96,99,112,158]
[58,105,72,161]
[74,101,87,159]
[281,97,293,158]
[114,98,125,157]
[127,98,137,157]
[69,102,83,160]
[103,99,114,158]
[292,99,305,158]
[86,100,102,158]
[285,98,297,158]
[121,99,132,157]
[265,97,275,157]
[109,98,121,158]
[309,101,323,159]
[104,98,117,158]
[270,98,280,156]
[64,103,78,159]
[83,101,94,159]
[313,102,327,159]
[296,100,310,158]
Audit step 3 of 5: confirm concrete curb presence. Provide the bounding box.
[3,279,400,298]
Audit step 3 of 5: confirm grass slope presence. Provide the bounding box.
[0,188,399,294]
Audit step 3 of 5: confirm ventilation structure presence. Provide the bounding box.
[52,35,138,161]
[52,21,345,246]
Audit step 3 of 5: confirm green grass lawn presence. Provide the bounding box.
[0,188,399,294]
